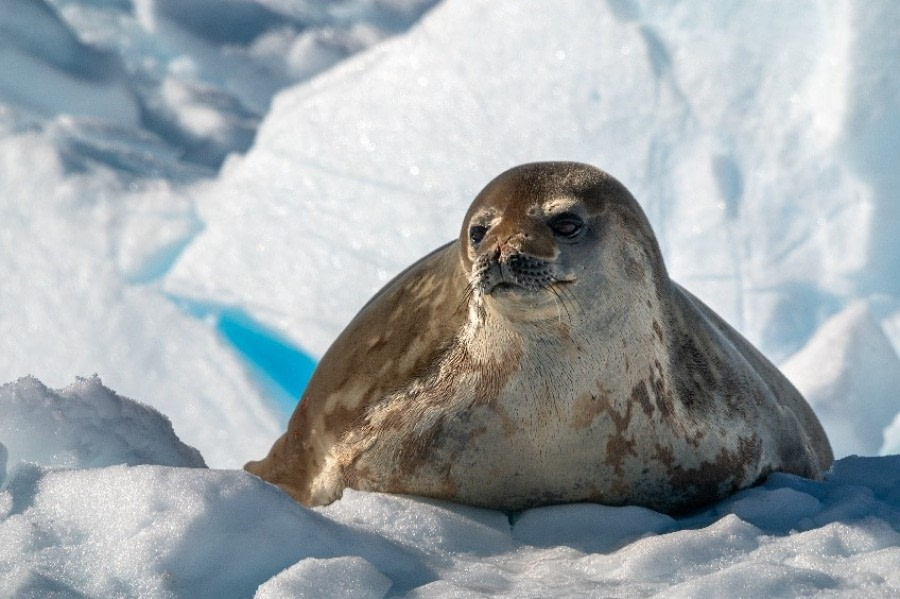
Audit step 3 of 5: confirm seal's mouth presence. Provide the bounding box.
[474,256,575,299]
[471,251,575,301]
[488,281,530,295]
[487,279,572,296]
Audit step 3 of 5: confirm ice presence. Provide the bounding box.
[2,0,900,595]
[166,0,900,369]
[0,0,139,126]
[0,0,437,466]
[0,0,438,173]
[0,134,281,467]
[783,302,900,457]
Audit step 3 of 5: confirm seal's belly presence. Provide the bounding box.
[335,387,704,511]
[328,372,774,512]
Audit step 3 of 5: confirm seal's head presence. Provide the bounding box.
[459,162,666,321]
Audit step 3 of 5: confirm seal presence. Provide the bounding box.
[245,162,833,513]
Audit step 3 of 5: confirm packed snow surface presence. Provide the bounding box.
[1,377,899,597]
[2,0,898,463]
[2,0,900,596]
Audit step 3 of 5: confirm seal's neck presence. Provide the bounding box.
[461,285,668,395]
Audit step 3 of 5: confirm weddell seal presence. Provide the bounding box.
[245,162,833,513]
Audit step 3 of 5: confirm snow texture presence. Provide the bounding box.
[0,382,898,597]
[1,0,900,595]
[783,302,900,458]
[0,375,205,478]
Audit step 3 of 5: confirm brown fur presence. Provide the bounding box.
[245,162,833,512]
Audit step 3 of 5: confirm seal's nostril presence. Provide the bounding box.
[500,243,518,259]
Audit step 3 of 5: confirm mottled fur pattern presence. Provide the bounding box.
[245,162,833,512]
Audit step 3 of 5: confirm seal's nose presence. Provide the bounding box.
[498,233,528,259]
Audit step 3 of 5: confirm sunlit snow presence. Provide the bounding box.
[1,0,899,596]
[1,377,899,597]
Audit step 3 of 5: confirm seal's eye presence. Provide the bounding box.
[469,224,488,246]
[549,213,584,238]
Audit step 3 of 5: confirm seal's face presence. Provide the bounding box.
[459,162,661,319]
[465,207,581,300]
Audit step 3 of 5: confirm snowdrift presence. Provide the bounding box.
[1,0,899,595]
[1,377,899,597]
[0,377,898,597]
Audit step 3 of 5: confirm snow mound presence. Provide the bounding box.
[0,455,897,597]
[783,302,900,457]
[255,556,392,599]
[0,376,898,596]
[0,134,280,467]
[0,377,900,599]
[0,376,204,481]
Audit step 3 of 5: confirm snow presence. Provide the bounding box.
[0,0,139,127]
[0,378,898,596]
[0,0,436,467]
[783,302,900,458]
[1,0,899,595]
[0,375,204,476]
[256,557,392,599]
[0,132,281,467]
[1,0,438,173]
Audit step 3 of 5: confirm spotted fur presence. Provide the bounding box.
[245,162,833,513]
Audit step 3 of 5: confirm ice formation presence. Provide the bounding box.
[1,0,899,595]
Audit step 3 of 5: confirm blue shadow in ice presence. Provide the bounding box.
[217,309,316,415]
